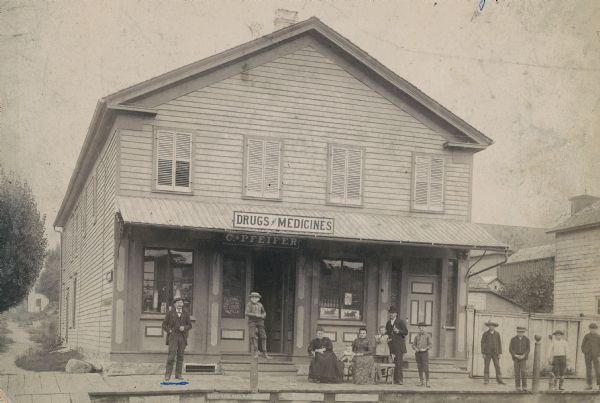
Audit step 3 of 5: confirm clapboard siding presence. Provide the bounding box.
[60,130,117,358]
[119,46,472,220]
[554,227,600,315]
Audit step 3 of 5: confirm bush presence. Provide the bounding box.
[15,347,83,372]
[27,310,62,351]
[0,317,13,353]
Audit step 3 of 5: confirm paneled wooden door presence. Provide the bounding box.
[406,275,439,357]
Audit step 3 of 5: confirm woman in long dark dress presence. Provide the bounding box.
[351,327,375,384]
[308,327,343,383]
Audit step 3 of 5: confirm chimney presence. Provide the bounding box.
[569,194,600,216]
[274,9,298,30]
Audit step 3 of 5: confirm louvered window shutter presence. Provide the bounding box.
[429,157,445,211]
[174,133,192,190]
[413,155,445,211]
[156,130,192,191]
[245,138,281,199]
[329,146,363,205]
[346,149,363,205]
[263,140,281,199]
[330,147,347,204]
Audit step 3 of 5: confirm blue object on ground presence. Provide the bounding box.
[161,380,189,386]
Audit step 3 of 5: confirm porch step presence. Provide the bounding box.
[404,358,468,372]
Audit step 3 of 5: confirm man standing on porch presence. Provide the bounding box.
[162,298,192,381]
[386,307,408,385]
[481,321,505,385]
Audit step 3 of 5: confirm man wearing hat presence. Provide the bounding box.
[548,329,568,391]
[162,297,192,381]
[385,306,408,385]
[245,292,272,359]
[480,320,505,384]
[581,322,600,390]
[509,326,530,391]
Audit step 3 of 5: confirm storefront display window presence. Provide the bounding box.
[222,255,247,318]
[319,259,364,320]
[143,248,193,314]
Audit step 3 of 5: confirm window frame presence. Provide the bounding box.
[141,247,195,315]
[153,127,194,194]
[411,153,446,213]
[242,135,283,200]
[318,258,366,321]
[326,144,364,207]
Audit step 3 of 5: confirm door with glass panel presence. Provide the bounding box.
[406,275,439,357]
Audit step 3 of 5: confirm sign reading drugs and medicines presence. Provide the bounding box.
[233,212,334,234]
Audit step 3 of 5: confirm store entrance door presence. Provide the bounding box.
[406,275,439,357]
[252,251,295,355]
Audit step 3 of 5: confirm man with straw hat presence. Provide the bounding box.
[509,326,530,392]
[481,320,505,385]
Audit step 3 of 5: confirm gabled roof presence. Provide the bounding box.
[54,17,494,228]
[549,200,600,234]
[505,244,555,264]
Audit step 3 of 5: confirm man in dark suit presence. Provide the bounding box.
[162,297,192,381]
[481,320,505,385]
[509,326,530,391]
[386,306,408,385]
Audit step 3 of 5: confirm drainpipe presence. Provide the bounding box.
[465,248,509,279]
[55,227,64,339]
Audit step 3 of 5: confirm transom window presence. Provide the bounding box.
[319,259,365,320]
[155,130,192,192]
[143,249,194,314]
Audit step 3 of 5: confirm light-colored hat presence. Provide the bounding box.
[249,292,262,298]
[516,326,527,332]
[553,330,564,336]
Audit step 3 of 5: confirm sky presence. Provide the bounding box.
[1,0,599,248]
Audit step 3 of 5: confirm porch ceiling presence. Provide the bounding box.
[117,196,507,251]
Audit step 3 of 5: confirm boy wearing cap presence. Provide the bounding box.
[548,330,568,391]
[581,322,600,390]
[481,321,505,385]
[245,292,272,359]
[509,326,530,391]
[412,322,432,387]
[162,298,192,381]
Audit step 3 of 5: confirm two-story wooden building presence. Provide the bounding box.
[54,18,505,370]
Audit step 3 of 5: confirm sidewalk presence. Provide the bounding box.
[0,320,38,376]
[1,372,599,402]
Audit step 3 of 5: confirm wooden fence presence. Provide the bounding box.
[466,308,600,377]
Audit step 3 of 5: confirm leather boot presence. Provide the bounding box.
[252,339,259,358]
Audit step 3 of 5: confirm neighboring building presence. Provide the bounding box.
[467,275,524,313]
[53,18,505,367]
[496,243,555,286]
[550,195,600,315]
[468,224,553,279]
[27,291,49,313]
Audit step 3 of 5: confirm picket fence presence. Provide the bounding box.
[466,309,600,378]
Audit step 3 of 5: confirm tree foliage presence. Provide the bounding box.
[37,245,60,303]
[499,269,554,313]
[0,168,47,312]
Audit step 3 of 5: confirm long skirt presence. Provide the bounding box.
[352,355,375,384]
[309,351,343,383]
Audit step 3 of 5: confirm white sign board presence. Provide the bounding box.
[233,212,334,235]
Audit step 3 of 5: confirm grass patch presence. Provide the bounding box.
[15,347,84,372]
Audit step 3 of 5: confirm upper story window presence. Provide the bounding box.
[244,137,281,199]
[155,129,192,192]
[412,154,445,212]
[328,145,363,206]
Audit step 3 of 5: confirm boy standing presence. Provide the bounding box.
[412,322,432,387]
[509,326,530,392]
[581,322,600,390]
[548,330,568,391]
[245,292,272,359]
[480,320,505,385]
